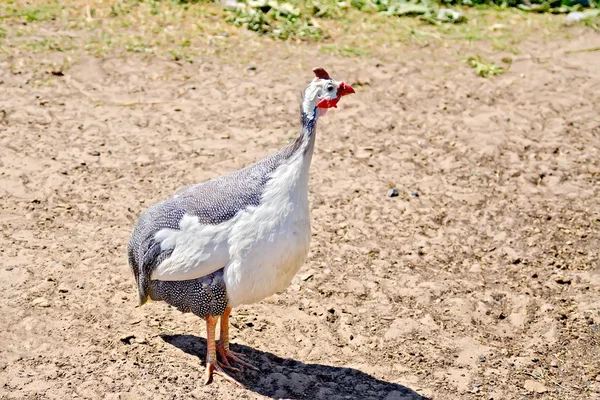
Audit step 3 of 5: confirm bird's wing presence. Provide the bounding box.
[149,211,232,281]
[130,180,252,285]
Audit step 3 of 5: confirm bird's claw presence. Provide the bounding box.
[204,361,244,387]
[217,358,241,372]
[218,346,260,372]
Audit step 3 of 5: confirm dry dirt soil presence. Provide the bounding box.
[1,18,600,400]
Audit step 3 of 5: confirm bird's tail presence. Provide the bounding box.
[128,245,151,306]
[137,274,151,306]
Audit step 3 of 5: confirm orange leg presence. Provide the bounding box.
[203,314,244,387]
[217,307,259,371]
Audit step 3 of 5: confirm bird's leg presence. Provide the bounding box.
[217,307,259,371]
[204,314,243,387]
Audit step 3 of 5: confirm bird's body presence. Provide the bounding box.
[129,131,313,308]
[127,68,354,386]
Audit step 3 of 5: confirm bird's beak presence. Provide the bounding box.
[338,82,355,97]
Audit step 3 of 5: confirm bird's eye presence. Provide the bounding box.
[327,85,334,92]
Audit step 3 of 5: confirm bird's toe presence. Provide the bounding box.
[218,348,259,372]
[204,361,244,387]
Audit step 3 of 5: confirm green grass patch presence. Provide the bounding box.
[22,37,76,53]
[467,55,511,77]
[225,0,324,40]
[221,0,599,41]
[1,3,64,22]
[0,0,590,72]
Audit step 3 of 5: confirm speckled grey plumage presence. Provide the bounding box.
[149,269,228,318]
[127,106,318,311]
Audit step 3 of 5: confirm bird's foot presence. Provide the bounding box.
[204,359,244,387]
[217,345,260,372]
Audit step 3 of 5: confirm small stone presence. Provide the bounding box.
[557,312,568,320]
[32,297,50,308]
[58,286,69,293]
[410,191,419,197]
[246,66,256,71]
[77,283,85,289]
[478,355,486,362]
[555,276,571,285]
[355,148,372,159]
[387,188,399,197]
[135,155,152,167]
[300,272,314,281]
[524,379,547,394]
[120,335,135,345]
[565,11,586,25]
[189,85,196,90]
[134,336,148,345]
[436,8,465,23]
[5,266,14,271]
[550,360,558,367]
[505,117,511,122]
[90,150,100,156]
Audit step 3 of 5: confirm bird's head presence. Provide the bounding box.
[302,67,355,118]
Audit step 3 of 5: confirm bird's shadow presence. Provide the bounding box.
[161,334,429,400]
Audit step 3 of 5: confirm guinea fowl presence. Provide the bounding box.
[127,67,355,386]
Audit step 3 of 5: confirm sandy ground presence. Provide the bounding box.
[1,23,599,400]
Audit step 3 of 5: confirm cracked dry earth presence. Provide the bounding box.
[1,28,599,400]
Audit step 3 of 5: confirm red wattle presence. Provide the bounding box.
[317,97,340,109]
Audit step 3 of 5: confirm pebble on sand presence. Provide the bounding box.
[524,379,547,394]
